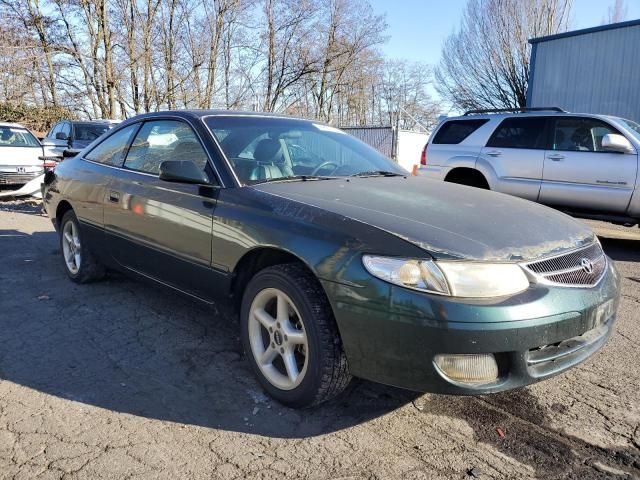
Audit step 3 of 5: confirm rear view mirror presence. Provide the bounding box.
[602,133,634,153]
[159,160,210,184]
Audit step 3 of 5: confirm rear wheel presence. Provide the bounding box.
[445,169,489,189]
[240,264,351,407]
[59,210,105,283]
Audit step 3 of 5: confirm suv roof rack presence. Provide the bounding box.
[463,107,566,115]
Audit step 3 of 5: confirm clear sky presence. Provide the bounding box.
[369,0,640,65]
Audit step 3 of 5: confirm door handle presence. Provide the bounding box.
[109,191,120,203]
[486,150,502,157]
[547,154,565,161]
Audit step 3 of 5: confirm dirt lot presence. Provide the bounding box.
[0,200,639,480]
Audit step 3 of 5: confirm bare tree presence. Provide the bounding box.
[0,0,60,107]
[604,0,628,24]
[0,0,440,129]
[435,0,573,111]
[311,0,386,121]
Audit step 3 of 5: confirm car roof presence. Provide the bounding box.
[70,120,113,125]
[442,111,615,122]
[120,109,316,123]
[0,122,30,129]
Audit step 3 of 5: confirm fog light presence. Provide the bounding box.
[433,354,499,385]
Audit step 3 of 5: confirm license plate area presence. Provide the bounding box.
[591,298,616,329]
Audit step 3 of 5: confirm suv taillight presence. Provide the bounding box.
[420,144,428,165]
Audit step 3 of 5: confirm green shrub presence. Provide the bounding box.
[0,104,76,136]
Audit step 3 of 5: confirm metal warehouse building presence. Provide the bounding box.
[527,19,640,122]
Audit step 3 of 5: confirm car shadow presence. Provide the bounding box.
[599,236,640,262]
[0,198,45,216]
[0,226,420,439]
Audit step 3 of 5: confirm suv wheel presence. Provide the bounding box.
[240,264,351,407]
[59,210,105,283]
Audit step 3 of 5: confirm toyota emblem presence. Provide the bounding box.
[580,258,594,274]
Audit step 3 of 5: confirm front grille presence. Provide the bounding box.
[0,170,42,185]
[524,242,606,287]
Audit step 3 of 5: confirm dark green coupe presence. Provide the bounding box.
[43,111,620,408]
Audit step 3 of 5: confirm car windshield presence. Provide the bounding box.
[75,123,110,141]
[204,116,406,184]
[0,126,40,148]
[613,116,640,141]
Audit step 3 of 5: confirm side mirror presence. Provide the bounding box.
[62,149,80,158]
[602,133,634,153]
[159,160,210,184]
[55,132,69,141]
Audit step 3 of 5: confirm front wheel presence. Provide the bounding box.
[59,210,105,283]
[240,264,351,407]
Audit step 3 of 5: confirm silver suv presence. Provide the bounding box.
[419,108,640,226]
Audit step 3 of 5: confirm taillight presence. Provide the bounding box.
[420,144,428,165]
[42,157,59,170]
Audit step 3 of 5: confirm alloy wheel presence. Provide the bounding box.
[248,288,309,390]
[61,220,81,275]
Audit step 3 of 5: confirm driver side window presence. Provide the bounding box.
[552,118,620,152]
[60,122,72,138]
[124,120,209,175]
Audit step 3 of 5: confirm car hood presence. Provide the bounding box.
[0,146,43,166]
[253,176,596,261]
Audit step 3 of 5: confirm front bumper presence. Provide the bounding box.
[322,258,620,394]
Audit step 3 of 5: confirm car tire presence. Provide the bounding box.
[240,263,351,408]
[59,210,105,283]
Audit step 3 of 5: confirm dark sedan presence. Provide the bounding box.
[43,111,620,408]
[42,120,116,159]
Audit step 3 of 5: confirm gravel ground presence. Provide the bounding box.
[0,200,639,480]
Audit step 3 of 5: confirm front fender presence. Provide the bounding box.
[211,188,430,284]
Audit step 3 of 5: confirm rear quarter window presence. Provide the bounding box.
[432,119,489,145]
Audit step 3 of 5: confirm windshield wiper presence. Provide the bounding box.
[350,170,405,177]
[252,175,339,184]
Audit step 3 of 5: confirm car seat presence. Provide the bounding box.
[250,139,294,181]
[570,127,593,151]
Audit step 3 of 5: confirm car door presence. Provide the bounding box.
[76,123,141,232]
[103,118,219,300]
[478,117,548,201]
[43,123,65,157]
[539,117,638,213]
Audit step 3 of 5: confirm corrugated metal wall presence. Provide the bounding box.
[529,23,640,122]
[340,126,395,158]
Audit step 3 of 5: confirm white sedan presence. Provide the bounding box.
[0,122,44,186]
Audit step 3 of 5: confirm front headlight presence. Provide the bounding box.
[362,256,450,295]
[362,255,530,298]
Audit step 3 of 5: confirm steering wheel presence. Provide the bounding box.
[311,161,339,176]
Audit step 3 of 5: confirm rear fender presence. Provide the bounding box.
[473,157,501,190]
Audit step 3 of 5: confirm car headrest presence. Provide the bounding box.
[254,139,284,164]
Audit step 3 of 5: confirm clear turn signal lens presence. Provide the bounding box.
[433,353,499,385]
[362,256,450,295]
